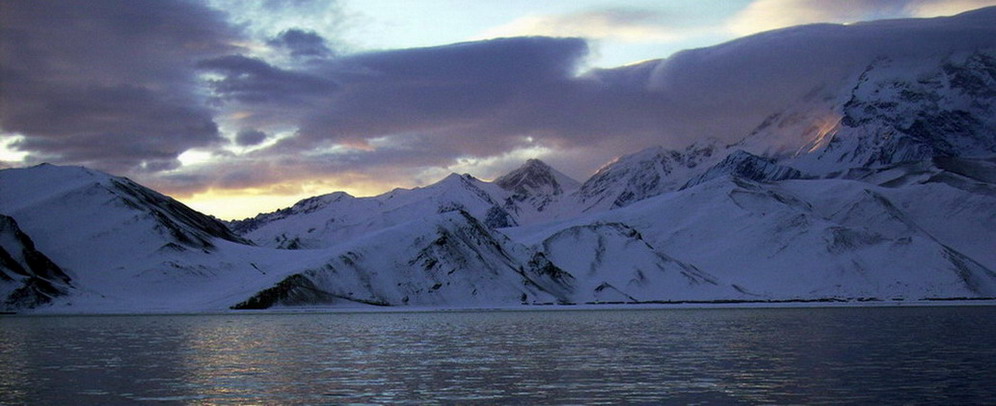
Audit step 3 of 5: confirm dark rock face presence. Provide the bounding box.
[230,274,389,309]
[0,214,73,310]
[483,205,517,229]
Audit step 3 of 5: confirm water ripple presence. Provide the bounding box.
[1,307,995,404]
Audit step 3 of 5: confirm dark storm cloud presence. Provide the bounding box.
[268,29,335,58]
[198,54,339,105]
[229,37,597,148]
[235,129,268,146]
[194,36,613,175]
[9,0,996,204]
[344,36,587,82]
[0,0,240,173]
[196,8,996,194]
[0,0,688,195]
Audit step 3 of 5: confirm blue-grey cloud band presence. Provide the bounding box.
[2,0,995,196]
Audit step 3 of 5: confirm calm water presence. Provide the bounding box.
[1,306,995,404]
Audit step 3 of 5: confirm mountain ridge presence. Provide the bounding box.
[2,8,995,312]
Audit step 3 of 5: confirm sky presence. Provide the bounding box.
[2,0,995,219]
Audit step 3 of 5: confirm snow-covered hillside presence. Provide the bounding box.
[739,51,996,175]
[535,222,739,302]
[1,8,995,312]
[0,214,73,310]
[572,143,719,212]
[233,209,574,308]
[507,174,996,300]
[232,173,517,249]
[681,150,802,190]
[0,164,277,312]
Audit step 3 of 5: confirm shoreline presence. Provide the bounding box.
[6,297,996,317]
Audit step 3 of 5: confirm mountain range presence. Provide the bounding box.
[2,9,995,312]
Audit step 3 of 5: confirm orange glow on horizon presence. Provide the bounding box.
[174,181,398,220]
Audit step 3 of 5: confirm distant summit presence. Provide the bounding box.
[495,159,580,215]
[495,159,580,197]
[574,143,718,211]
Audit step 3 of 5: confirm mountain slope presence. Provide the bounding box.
[0,214,73,310]
[537,222,739,302]
[738,51,996,175]
[0,164,270,311]
[0,164,248,252]
[233,210,573,308]
[682,150,803,189]
[495,159,581,224]
[573,177,996,299]
[233,173,516,249]
[572,143,719,212]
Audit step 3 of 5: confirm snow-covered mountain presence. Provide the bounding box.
[505,174,996,300]
[534,222,738,302]
[681,150,802,190]
[494,159,580,223]
[0,214,73,310]
[2,8,995,312]
[738,51,996,175]
[572,142,719,212]
[496,159,580,198]
[233,209,574,308]
[233,173,517,249]
[0,164,273,311]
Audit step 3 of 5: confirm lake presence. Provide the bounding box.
[1,305,994,404]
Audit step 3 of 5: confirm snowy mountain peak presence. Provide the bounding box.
[0,164,247,251]
[575,142,719,210]
[439,172,476,184]
[495,159,580,197]
[233,170,519,249]
[230,191,356,235]
[739,50,996,175]
[492,159,581,219]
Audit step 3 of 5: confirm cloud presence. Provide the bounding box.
[198,54,339,104]
[267,28,335,59]
[907,0,996,17]
[727,0,909,35]
[172,7,996,200]
[206,0,342,36]
[727,0,996,36]
[293,37,591,143]
[235,129,269,146]
[479,8,696,43]
[4,0,996,219]
[0,0,240,173]
[197,36,605,154]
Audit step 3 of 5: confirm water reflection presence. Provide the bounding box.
[1,306,995,404]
